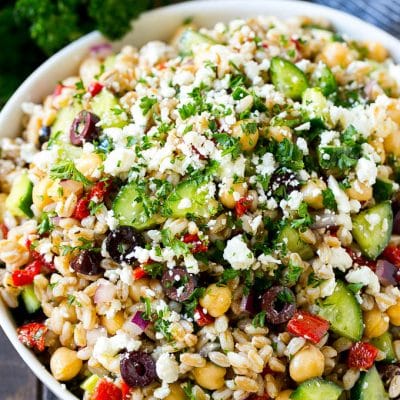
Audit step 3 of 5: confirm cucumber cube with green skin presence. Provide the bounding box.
[373,178,397,202]
[351,365,389,400]
[371,332,396,363]
[311,63,337,96]
[302,87,330,124]
[51,103,82,144]
[352,201,393,260]
[80,374,100,393]
[291,378,342,400]
[277,225,314,260]
[21,284,41,314]
[317,280,363,341]
[178,29,216,56]
[270,57,309,100]
[165,180,218,219]
[91,89,128,128]
[5,172,33,218]
[112,181,165,231]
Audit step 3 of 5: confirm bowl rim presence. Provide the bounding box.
[0,1,399,399]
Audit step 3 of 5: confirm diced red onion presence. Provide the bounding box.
[376,260,397,286]
[311,213,351,230]
[240,293,256,315]
[94,282,116,304]
[131,311,150,331]
[90,43,113,58]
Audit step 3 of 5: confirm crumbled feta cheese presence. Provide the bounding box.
[346,266,380,295]
[254,152,276,176]
[223,235,255,270]
[328,176,351,213]
[156,353,179,383]
[103,148,136,176]
[178,198,192,210]
[184,253,199,274]
[328,247,353,272]
[356,158,377,186]
[296,137,309,155]
[365,213,381,231]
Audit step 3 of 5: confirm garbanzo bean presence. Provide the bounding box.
[320,42,354,68]
[384,130,400,157]
[199,283,232,317]
[101,310,125,335]
[50,347,82,381]
[276,390,294,400]
[165,383,186,400]
[75,153,103,181]
[301,179,327,209]
[346,180,373,202]
[363,307,389,338]
[267,126,292,142]
[192,362,226,390]
[387,299,400,326]
[364,41,388,62]
[32,177,54,210]
[219,180,248,209]
[369,138,386,164]
[232,120,259,151]
[129,278,150,302]
[289,345,324,382]
[388,100,400,125]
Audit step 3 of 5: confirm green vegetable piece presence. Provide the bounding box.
[91,89,127,128]
[270,56,309,100]
[80,374,100,393]
[373,178,396,202]
[165,180,218,219]
[317,145,359,177]
[277,225,314,260]
[352,201,393,259]
[311,63,337,96]
[302,87,330,123]
[291,378,342,400]
[371,332,396,363]
[21,284,41,314]
[6,172,33,218]
[51,103,83,144]
[178,29,216,56]
[113,181,165,230]
[351,365,389,400]
[317,281,363,341]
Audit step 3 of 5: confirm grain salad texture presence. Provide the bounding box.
[1,15,400,400]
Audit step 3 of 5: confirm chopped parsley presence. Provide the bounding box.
[38,212,54,235]
[218,268,241,285]
[140,96,157,115]
[60,237,99,255]
[291,202,312,230]
[252,311,266,328]
[282,260,303,286]
[161,228,190,257]
[213,133,241,159]
[273,138,304,171]
[322,188,337,211]
[50,160,91,186]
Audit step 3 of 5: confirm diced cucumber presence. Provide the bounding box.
[352,202,393,260]
[270,57,309,100]
[311,63,337,96]
[112,181,164,230]
[165,180,218,219]
[51,103,82,144]
[90,89,128,128]
[317,280,363,341]
[80,374,100,393]
[371,332,396,363]
[277,225,314,260]
[5,172,33,218]
[178,29,216,56]
[291,378,343,400]
[351,365,389,400]
[373,178,396,202]
[21,284,41,314]
[302,87,330,123]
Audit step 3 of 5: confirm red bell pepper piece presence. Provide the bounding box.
[89,179,112,201]
[346,247,376,270]
[12,259,42,286]
[235,197,251,217]
[383,245,400,267]
[121,381,132,400]
[194,306,214,326]
[132,267,148,280]
[348,341,378,370]
[182,233,208,253]
[0,223,8,239]
[93,379,122,400]
[88,81,104,97]
[17,322,48,352]
[72,197,90,220]
[53,84,65,97]
[287,311,330,344]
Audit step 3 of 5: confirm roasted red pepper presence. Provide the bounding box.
[72,197,90,220]
[17,322,48,352]
[53,84,65,97]
[348,341,378,370]
[88,81,104,97]
[287,311,330,344]
[346,247,376,270]
[194,306,214,326]
[182,233,208,253]
[89,180,111,201]
[12,259,42,286]
[121,380,132,400]
[383,245,400,267]
[132,267,148,280]
[0,223,8,239]
[93,379,122,400]
[235,197,251,217]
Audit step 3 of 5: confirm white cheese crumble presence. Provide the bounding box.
[328,176,351,214]
[223,235,255,270]
[356,158,377,186]
[346,266,380,295]
[156,353,179,383]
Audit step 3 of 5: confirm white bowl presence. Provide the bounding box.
[0,1,399,398]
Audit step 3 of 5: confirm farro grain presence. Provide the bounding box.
[389,375,400,398]
[268,356,286,373]
[180,353,206,368]
[209,351,231,368]
[227,352,251,369]
[234,376,258,392]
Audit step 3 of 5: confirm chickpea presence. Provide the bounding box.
[276,390,294,400]
[301,179,327,209]
[50,347,82,381]
[289,345,324,382]
[165,383,186,400]
[364,41,388,62]
[346,180,373,202]
[320,42,353,68]
[384,130,400,157]
[32,177,54,210]
[387,299,400,326]
[388,100,400,125]
[199,283,232,317]
[101,310,125,335]
[267,126,292,142]
[129,278,150,302]
[232,120,259,151]
[369,138,386,164]
[219,180,248,209]
[192,361,226,390]
[75,153,103,181]
[364,307,389,338]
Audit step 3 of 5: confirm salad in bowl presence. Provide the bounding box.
[1,12,400,400]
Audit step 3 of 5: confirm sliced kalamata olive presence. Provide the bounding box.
[379,364,400,384]
[39,126,51,145]
[161,268,197,302]
[120,351,156,387]
[261,286,296,325]
[376,260,397,286]
[105,226,144,263]
[393,210,400,235]
[269,170,299,197]
[71,250,103,276]
[70,110,100,145]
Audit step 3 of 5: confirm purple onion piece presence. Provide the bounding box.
[376,259,397,286]
[393,210,400,235]
[90,43,113,57]
[131,311,150,331]
[240,293,256,315]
